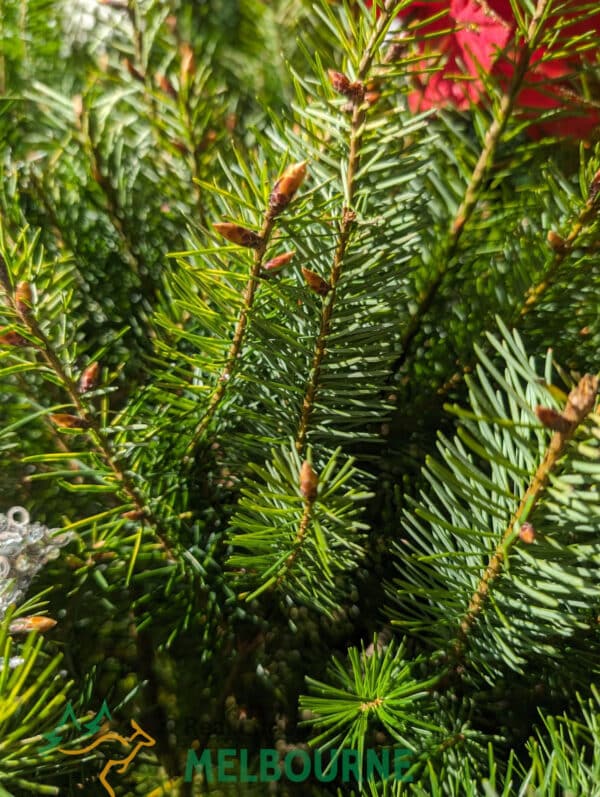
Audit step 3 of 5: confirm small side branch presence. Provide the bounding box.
[452,373,598,661]
[519,194,600,320]
[182,215,275,461]
[184,162,307,460]
[435,189,600,400]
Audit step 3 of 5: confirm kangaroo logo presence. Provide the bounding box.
[40,701,156,797]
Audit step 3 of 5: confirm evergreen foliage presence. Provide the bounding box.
[0,0,599,794]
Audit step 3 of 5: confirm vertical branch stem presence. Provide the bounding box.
[390,0,550,376]
[183,215,276,460]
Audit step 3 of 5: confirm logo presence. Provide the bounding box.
[40,701,156,797]
[184,746,413,784]
[41,703,412,790]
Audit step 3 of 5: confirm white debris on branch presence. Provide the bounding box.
[61,0,128,52]
[0,506,73,620]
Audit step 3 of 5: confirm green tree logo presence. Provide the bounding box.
[40,702,155,797]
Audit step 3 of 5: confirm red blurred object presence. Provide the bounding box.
[396,0,600,137]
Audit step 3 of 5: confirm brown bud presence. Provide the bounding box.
[518,522,536,544]
[269,162,308,216]
[342,207,356,225]
[72,94,84,126]
[213,223,262,248]
[563,373,598,422]
[79,361,100,393]
[328,69,351,94]
[123,57,145,83]
[263,251,295,272]
[15,281,33,315]
[384,40,407,63]
[300,460,318,501]
[589,168,600,203]
[327,69,364,101]
[301,267,330,296]
[535,406,572,433]
[9,615,57,634]
[365,90,380,106]
[180,42,196,85]
[547,230,566,253]
[156,73,178,100]
[347,82,365,101]
[173,138,189,155]
[50,413,92,429]
[0,329,28,346]
[121,509,146,520]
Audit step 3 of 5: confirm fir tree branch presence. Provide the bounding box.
[295,0,401,454]
[295,205,355,453]
[182,213,279,461]
[107,9,209,226]
[435,184,600,400]
[276,461,317,586]
[251,4,409,599]
[127,0,145,77]
[0,255,178,560]
[81,110,144,279]
[519,190,600,320]
[172,161,309,470]
[451,372,598,662]
[390,0,551,378]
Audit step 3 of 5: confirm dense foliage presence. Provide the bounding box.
[0,1,599,795]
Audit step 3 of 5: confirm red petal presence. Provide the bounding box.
[451,0,511,74]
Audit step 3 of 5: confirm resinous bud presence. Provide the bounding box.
[213,223,262,249]
[269,162,307,217]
